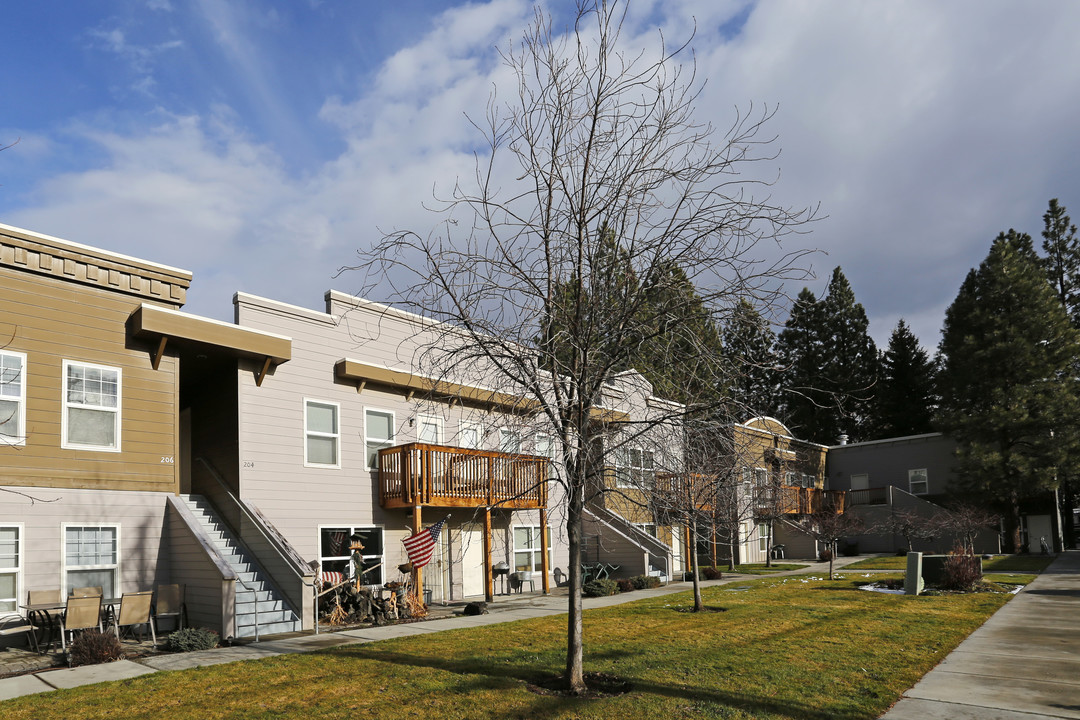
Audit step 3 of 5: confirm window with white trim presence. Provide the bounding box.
[459,421,482,449]
[63,525,119,597]
[908,469,928,495]
[534,434,554,459]
[803,473,815,488]
[417,414,443,444]
[319,526,384,585]
[615,447,655,489]
[304,400,340,467]
[758,522,769,553]
[0,351,26,446]
[785,471,799,487]
[0,525,21,615]
[513,525,551,573]
[499,429,522,454]
[634,522,658,538]
[365,409,394,470]
[62,361,120,451]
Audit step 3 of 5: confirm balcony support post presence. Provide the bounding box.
[412,504,423,599]
[540,508,550,594]
[483,507,493,603]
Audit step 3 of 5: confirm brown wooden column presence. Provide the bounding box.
[412,505,422,598]
[540,508,551,594]
[483,507,493,602]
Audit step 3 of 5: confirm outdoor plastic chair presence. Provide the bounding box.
[71,586,103,598]
[26,589,62,652]
[112,591,156,645]
[153,584,186,633]
[60,595,102,651]
[0,615,39,653]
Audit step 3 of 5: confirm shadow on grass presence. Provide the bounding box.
[320,645,871,720]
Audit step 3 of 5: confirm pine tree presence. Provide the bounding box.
[937,229,1080,551]
[873,319,936,438]
[721,298,779,420]
[1041,198,1080,326]
[776,287,829,439]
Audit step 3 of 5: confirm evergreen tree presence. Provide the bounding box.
[937,230,1080,551]
[721,298,779,419]
[1041,198,1080,326]
[873,319,936,438]
[777,268,878,444]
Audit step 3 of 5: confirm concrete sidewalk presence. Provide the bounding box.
[881,550,1080,720]
[0,555,867,703]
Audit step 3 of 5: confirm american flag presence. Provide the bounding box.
[401,517,448,569]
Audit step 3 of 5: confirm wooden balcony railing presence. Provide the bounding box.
[378,443,549,510]
[774,486,847,515]
[654,473,846,515]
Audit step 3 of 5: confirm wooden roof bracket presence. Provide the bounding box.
[255,356,272,387]
[151,336,168,371]
[355,380,367,394]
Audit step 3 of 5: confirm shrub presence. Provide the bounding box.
[583,579,619,597]
[941,545,982,591]
[629,575,662,589]
[168,627,220,652]
[69,629,124,667]
[840,542,859,557]
[819,547,834,562]
[616,578,635,593]
[702,566,723,580]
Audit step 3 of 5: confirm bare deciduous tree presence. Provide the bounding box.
[347,0,814,693]
[790,506,865,580]
[879,507,938,553]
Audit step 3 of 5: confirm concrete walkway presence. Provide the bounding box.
[881,550,1080,720]
[0,555,897,703]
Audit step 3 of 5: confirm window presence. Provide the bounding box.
[513,525,552,573]
[0,351,26,446]
[417,414,443,444]
[909,469,928,495]
[63,525,119,597]
[803,473,816,488]
[634,522,658,538]
[365,409,394,470]
[304,400,340,467]
[319,526,384,585]
[534,434,554,459]
[615,447,655,489]
[758,522,769,553]
[754,468,769,486]
[459,421,482,449]
[0,525,20,615]
[785,471,799,487]
[499,429,522,454]
[62,361,121,451]
[850,473,869,491]
[741,467,752,491]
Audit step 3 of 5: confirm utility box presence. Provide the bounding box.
[905,552,924,596]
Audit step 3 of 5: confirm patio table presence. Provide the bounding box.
[20,597,120,653]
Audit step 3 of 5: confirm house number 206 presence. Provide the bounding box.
[160,456,174,464]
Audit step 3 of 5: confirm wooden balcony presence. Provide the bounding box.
[654,474,846,515]
[378,443,549,510]
[774,486,847,515]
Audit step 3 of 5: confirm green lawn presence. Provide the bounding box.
[845,554,1055,573]
[0,575,1014,720]
[728,562,809,574]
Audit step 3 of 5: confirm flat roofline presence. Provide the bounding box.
[827,432,945,450]
[130,304,292,364]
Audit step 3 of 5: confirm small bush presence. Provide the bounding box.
[819,548,834,562]
[69,629,124,667]
[702,566,723,580]
[168,627,220,652]
[583,579,619,597]
[941,545,982,591]
[616,578,634,593]
[629,575,662,589]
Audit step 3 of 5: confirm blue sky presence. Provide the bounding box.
[3,0,1080,351]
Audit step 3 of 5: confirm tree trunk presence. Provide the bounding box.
[828,540,835,580]
[764,521,773,567]
[565,486,586,694]
[689,523,703,612]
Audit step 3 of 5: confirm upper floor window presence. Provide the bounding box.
[365,409,394,470]
[62,361,120,452]
[908,469,928,495]
[459,421,482,449]
[499,429,522,454]
[417,414,443,445]
[535,434,554,459]
[304,400,340,467]
[785,471,799,487]
[615,447,655,489]
[0,351,26,446]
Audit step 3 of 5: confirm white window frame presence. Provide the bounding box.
[785,471,799,487]
[754,467,769,486]
[317,524,385,586]
[758,522,769,553]
[499,428,522,454]
[304,399,341,468]
[615,446,655,489]
[534,433,554,459]
[416,414,443,445]
[364,408,395,471]
[61,523,120,597]
[0,524,22,617]
[0,351,26,447]
[803,473,816,489]
[458,420,482,449]
[634,522,658,538]
[513,524,552,573]
[908,468,929,495]
[61,360,121,452]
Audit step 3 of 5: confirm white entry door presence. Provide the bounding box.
[460,524,486,598]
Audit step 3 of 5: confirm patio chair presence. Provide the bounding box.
[26,589,62,652]
[112,591,156,645]
[60,595,102,651]
[0,615,39,653]
[153,584,186,634]
[71,586,103,598]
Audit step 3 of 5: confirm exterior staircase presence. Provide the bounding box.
[179,494,302,638]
